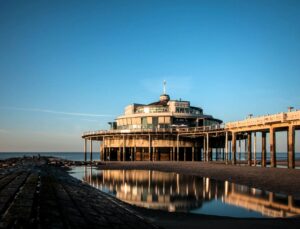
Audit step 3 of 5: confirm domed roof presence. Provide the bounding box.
[148,94,170,106]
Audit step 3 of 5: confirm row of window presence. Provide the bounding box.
[134,106,202,115]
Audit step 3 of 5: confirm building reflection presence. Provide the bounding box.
[83,167,300,217]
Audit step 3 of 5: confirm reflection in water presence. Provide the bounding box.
[78,167,300,218]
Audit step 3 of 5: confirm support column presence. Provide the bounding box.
[177,135,179,161]
[206,133,209,162]
[247,132,252,166]
[225,132,228,164]
[172,146,176,161]
[238,138,241,162]
[262,132,266,167]
[270,127,276,168]
[203,137,206,162]
[253,132,256,166]
[288,125,295,169]
[141,147,144,161]
[84,138,87,162]
[118,147,121,161]
[108,147,111,161]
[232,132,236,165]
[134,147,137,161]
[103,148,106,161]
[184,148,186,161]
[90,138,93,162]
[123,135,125,161]
[149,135,151,162]
[192,147,195,162]
[99,141,102,161]
[134,136,137,161]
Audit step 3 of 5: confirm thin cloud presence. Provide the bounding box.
[0,106,114,118]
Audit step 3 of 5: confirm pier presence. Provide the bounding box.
[82,109,300,169]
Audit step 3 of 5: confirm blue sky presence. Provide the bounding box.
[0,0,299,152]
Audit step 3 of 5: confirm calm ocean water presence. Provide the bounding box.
[0,152,86,161]
[0,152,299,162]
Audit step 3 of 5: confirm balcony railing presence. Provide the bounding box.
[82,124,225,137]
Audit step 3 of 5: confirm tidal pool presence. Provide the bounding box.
[69,167,300,218]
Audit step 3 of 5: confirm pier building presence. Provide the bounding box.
[82,84,300,169]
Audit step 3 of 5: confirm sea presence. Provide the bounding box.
[0,152,85,161]
[0,152,300,162]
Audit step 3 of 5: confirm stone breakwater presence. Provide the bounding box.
[0,157,157,229]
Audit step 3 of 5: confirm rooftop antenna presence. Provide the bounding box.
[163,80,166,94]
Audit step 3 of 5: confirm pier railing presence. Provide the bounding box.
[82,124,225,137]
[226,110,300,129]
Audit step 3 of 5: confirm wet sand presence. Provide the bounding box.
[95,161,300,229]
[96,161,300,198]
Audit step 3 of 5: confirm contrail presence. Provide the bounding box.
[0,106,114,117]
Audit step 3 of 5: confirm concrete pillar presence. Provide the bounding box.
[123,135,126,161]
[184,148,186,161]
[177,135,179,161]
[270,127,276,168]
[238,137,241,162]
[232,132,236,165]
[90,139,93,162]
[141,147,144,161]
[261,132,266,167]
[206,133,209,162]
[109,147,111,161]
[173,147,176,161]
[134,137,137,161]
[134,146,137,161]
[118,147,121,161]
[253,132,256,166]
[192,147,195,162]
[84,138,87,162]
[203,136,206,162]
[288,125,295,169]
[225,132,228,164]
[149,135,151,162]
[247,132,252,166]
[103,147,105,161]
